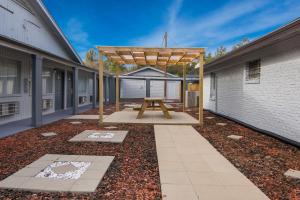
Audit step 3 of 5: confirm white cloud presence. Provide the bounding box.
[131,0,300,54]
[66,18,90,59]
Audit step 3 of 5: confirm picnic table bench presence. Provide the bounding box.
[136,98,172,119]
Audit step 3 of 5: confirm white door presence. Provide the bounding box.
[120,79,146,98]
[150,80,164,98]
[167,81,181,100]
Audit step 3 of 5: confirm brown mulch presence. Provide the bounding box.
[0,120,161,199]
[1,102,299,200]
[185,109,300,200]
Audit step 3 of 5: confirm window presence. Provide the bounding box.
[42,68,53,94]
[88,78,93,94]
[210,73,216,100]
[0,58,21,96]
[42,99,53,110]
[245,59,260,83]
[79,76,87,94]
[0,102,19,117]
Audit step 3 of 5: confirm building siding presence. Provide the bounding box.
[204,37,300,143]
[0,0,72,60]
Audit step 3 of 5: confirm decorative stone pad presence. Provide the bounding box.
[104,126,118,129]
[70,121,82,125]
[227,135,243,140]
[41,132,57,137]
[36,161,90,180]
[0,154,114,193]
[284,169,300,179]
[216,123,227,126]
[69,130,128,143]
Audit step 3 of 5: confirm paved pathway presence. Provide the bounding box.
[154,125,269,200]
[0,105,94,138]
[66,115,108,120]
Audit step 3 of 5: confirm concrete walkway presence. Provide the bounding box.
[0,105,94,138]
[104,111,199,125]
[154,125,269,200]
[66,115,108,120]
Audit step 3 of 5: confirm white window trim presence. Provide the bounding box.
[0,57,21,97]
[245,59,261,84]
[210,73,216,101]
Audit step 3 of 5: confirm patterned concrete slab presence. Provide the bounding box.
[67,115,108,120]
[69,130,128,143]
[0,154,114,193]
[155,125,269,200]
[104,111,198,125]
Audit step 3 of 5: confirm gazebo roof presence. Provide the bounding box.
[97,46,204,67]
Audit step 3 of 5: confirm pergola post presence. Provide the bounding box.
[182,64,186,112]
[98,51,104,124]
[199,54,204,125]
[164,66,167,99]
[115,65,120,111]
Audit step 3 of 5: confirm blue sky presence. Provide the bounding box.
[44,0,300,59]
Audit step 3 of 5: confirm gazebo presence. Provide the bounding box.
[97,46,205,124]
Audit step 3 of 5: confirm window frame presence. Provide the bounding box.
[245,59,261,84]
[209,73,217,101]
[42,68,54,95]
[0,57,21,97]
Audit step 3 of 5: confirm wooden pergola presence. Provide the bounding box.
[97,46,205,124]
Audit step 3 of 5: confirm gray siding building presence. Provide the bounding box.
[0,0,113,128]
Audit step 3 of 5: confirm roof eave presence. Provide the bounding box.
[34,0,83,64]
[205,17,300,69]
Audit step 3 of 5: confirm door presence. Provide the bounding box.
[55,70,64,110]
[120,79,146,98]
[150,80,164,98]
[167,81,181,100]
[67,71,73,108]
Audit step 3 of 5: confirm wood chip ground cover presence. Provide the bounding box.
[186,109,300,200]
[0,103,299,199]
[0,106,160,199]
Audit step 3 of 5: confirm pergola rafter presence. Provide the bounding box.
[98,46,204,67]
[97,46,205,125]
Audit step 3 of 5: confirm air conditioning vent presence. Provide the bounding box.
[79,96,87,104]
[0,102,19,117]
[42,99,53,110]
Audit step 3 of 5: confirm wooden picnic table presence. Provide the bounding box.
[136,98,172,119]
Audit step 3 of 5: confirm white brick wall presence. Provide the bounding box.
[204,37,300,143]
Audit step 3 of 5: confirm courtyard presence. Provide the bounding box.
[0,103,299,199]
